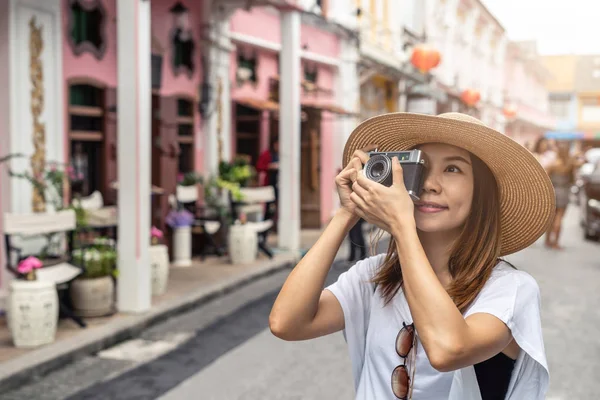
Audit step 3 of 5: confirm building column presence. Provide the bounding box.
[337,35,359,164]
[0,0,10,309]
[398,79,408,112]
[278,10,301,252]
[201,5,233,178]
[116,0,151,313]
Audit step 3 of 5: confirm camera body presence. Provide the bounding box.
[363,150,426,200]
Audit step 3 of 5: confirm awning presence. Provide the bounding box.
[271,75,334,96]
[544,131,585,140]
[235,97,279,112]
[301,101,357,116]
[400,64,429,84]
[408,83,448,103]
[213,0,302,12]
[582,131,600,140]
[233,97,355,116]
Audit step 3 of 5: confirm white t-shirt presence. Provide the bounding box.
[326,254,549,400]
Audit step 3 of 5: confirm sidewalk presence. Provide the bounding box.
[0,226,385,392]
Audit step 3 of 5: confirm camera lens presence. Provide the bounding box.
[365,154,392,185]
[371,162,385,178]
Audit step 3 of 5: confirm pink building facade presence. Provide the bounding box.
[60,1,349,230]
[17,0,348,232]
[60,0,207,231]
[228,6,352,228]
[0,0,356,309]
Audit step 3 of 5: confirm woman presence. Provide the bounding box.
[269,113,553,399]
[545,141,580,249]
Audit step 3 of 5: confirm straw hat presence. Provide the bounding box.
[342,112,556,256]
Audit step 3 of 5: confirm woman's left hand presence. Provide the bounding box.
[350,157,416,234]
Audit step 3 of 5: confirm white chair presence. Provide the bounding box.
[231,186,276,259]
[72,190,118,228]
[3,209,86,327]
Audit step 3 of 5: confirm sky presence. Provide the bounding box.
[482,0,600,55]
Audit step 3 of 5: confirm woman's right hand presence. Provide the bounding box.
[335,145,377,217]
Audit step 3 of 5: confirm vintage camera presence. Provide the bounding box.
[363,150,426,200]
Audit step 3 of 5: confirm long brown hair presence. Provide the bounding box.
[371,153,503,313]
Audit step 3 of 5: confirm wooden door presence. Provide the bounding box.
[235,104,261,169]
[300,109,322,229]
[153,96,178,233]
[151,94,162,230]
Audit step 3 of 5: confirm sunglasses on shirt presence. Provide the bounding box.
[391,322,418,400]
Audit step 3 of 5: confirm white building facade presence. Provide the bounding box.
[426,0,508,130]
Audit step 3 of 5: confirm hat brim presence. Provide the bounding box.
[343,112,556,256]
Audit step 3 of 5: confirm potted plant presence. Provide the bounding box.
[6,256,59,348]
[149,226,169,295]
[69,238,117,317]
[227,212,259,264]
[178,171,203,187]
[166,208,195,267]
[199,176,240,253]
[176,171,203,202]
[218,157,255,188]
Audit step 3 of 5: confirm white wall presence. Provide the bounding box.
[327,0,358,29]
[427,0,507,126]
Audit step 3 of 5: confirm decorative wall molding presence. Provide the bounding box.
[29,16,46,212]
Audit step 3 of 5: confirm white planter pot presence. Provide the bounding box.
[150,244,170,296]
[172,226,192,267]
[69,276,115,317]
[228,224,258,264]
[7,280,58,348]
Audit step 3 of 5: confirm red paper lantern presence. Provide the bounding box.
[411,45,441,74]
[461,89,481,107]
[503,104,517,118]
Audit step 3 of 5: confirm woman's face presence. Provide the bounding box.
[414,143,474,235]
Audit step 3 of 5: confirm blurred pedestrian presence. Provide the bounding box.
[532,137,556,169]
[545,141,583,249]
[71,142,88,196]
[256,138,279,229]
[271,113,553,399]
[348,217,366,262]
